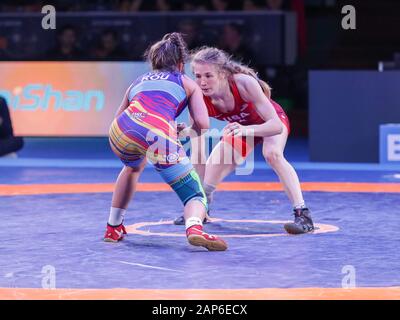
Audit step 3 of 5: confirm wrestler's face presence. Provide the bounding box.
[192,62,224,97]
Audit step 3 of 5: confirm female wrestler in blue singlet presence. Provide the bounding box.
[104,33,227,251]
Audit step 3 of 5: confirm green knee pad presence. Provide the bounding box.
[170,170,208,211]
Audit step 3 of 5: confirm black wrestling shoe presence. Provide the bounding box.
[173,215,185,225]
[173,212,211,225]
[284,208,314,234]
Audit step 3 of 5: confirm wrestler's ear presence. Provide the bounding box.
[219,68,228,80]
[178,62,184,73]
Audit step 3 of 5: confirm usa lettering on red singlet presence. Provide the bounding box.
[222,112,251,123]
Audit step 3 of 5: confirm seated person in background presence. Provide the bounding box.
[242,0,260,10]
[46,25,86,60]
[0,97,24,157]
[178,19,203,51]
[218,23,255,66]
[91,29,128,61]
[264,0,290,11]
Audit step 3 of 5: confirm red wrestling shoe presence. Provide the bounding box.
[104,223,127,242]
[186,225,227,251]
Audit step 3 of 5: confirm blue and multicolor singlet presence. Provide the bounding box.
[109,70,188,170]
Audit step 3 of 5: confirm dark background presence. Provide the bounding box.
[1,0,400,139]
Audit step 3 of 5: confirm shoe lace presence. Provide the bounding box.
[293,209,310,224]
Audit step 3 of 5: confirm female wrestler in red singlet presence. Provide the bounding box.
[174,47,314,234]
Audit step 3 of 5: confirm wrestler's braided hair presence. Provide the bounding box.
[145,32,189,72]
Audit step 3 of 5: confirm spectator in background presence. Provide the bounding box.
[263,0,290,10]
[0,36,10,60]
[46,25,86,60]
[118,0,172,11]
[243,0,260,10]
[178,20,203,50]
[86,0,115,11]
[155,0,172,11]
[51,0,84,11]
[218,23,255,66]
[0,0,45,12]
[181,0,209,11]
[261,0,290,11]
[261,0,307,57]
[118,0,144,11]
[0,97,24,158]
[91,29,128,60]
[210,0,230,11]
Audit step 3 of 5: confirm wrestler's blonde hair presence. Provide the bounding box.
[191,46,271,98]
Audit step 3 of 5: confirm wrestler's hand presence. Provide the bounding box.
[224,122,244,136]
[177,122,187,133]
[177,122,191,138]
